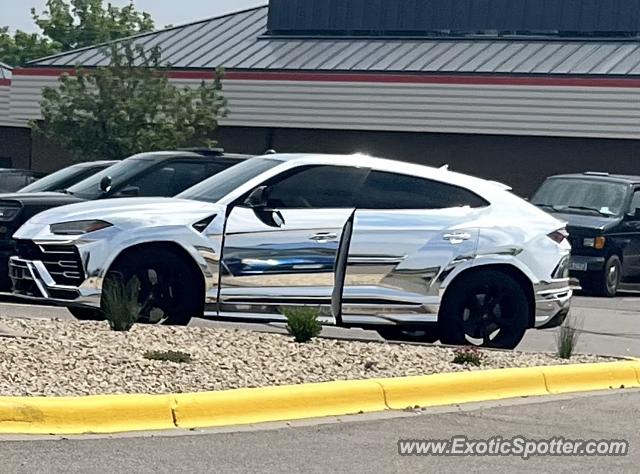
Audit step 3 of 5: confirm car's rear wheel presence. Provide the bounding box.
[438,270,530,350]
[376,327,439,343]
[68,306,104,321]
[579,255,621,298]
[105,248,203,326]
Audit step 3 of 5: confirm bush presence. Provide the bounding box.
[283,306,322,343]
[452,347,483,366]
[102,274,141,332]
[556,312,582,359]
[144,350,192,364]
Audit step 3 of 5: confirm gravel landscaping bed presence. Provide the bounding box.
[0,316,612,397]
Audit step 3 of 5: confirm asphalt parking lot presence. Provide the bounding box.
[1,293,638,357]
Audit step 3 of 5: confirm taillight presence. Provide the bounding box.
[547,228,568,244]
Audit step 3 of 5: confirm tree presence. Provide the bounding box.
[0,0,154,66]
[34,43,227,161]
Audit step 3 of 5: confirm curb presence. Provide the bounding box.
[1,361,639,435]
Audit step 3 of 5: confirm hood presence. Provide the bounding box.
[0,192,83,206]
[28,197,224,228]
[548,211,621,233]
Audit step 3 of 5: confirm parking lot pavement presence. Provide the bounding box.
[1,390,638,473]
[1,294,639,357]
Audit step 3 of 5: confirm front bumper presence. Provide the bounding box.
[568,254,606,273]
[533,279,572,329]
[9,256,100,308]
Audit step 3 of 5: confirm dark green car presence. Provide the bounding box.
[532,172,640,297]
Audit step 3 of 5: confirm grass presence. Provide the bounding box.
[452,347,483,366]
[144,350,193,364]
[102,274,141,332]
[282,306,322,343]
[556,312,582,359]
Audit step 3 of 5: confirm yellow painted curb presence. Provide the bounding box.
[173,379,386,429]
[0,361,639,435]
[0,394,174,435]
[377,366,549,410]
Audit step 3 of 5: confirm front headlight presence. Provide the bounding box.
[0,206,21,222]
[50,220,113,235]
[583,236,606,249]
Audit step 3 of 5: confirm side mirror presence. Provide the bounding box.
[100,176,113,193]
[245,186,269,208]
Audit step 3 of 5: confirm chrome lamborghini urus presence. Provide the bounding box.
[10,154,571,349]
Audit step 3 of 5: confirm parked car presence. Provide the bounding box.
[17,161,117,194]
[531,172,640,296]
[10,154,571,349]
[0,149,248,290]
[0,169,47,193]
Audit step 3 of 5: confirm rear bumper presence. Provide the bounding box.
[533,279,572,329]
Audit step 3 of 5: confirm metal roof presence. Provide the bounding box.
[0,62,12,80]
[27,6,640,76]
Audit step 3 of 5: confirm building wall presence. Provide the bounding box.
[216,126,640,196]
[0,126,31,169]
[9,70,640,140]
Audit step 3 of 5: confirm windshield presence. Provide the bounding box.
[66,158,151,199]
[532,178,628,217]
[19,164,85,193]
[177,157,280,203]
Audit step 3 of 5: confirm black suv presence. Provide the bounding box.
[532,172,640,296]
[17,161,117,194]
[0,149,249,290]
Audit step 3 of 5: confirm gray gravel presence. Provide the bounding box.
[0,317,611,397]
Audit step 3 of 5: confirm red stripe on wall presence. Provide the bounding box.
[13,67,640,88]
[0,79,10,86]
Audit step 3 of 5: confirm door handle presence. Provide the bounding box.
[443,232,472,243]
[309,232,338,242]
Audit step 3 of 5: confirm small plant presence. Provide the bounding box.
[282,306,322,343]
[144,350,192,364]
[556,312,582,359]
[452,347,483,366]
[102,274,141,332]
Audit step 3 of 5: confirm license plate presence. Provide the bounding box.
[569,261,588,272]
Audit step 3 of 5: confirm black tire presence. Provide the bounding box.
[579,255,621,298]
[438,270,530,350]
[377,327,439,343]
[68,306,104,321]
[105,248,203,326]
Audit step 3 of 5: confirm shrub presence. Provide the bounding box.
[283,306,322,343]
[452,347,483,366]
[144,350,192,364]
[102,274,141,332]
[556,312,582,359]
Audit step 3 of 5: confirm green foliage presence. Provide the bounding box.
[0,27,59,66]
[283,306,323,343]
[102,273,140,332]
[144,350,192,364]
[34,42,227,161]
[452,347,483,366]
[556,312,581,359]
[1,0,154,66]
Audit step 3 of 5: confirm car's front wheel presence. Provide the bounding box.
[438,270,530,350]
[579,255,621,298]
[104,247,203,326]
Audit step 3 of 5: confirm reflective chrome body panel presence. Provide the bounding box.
[11,154,571,331]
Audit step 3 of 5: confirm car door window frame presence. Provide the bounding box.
[355,170,489,211]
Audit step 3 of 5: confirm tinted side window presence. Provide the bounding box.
[266,165,368,209]
[630,190,640,215]
[356,171,488,210]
